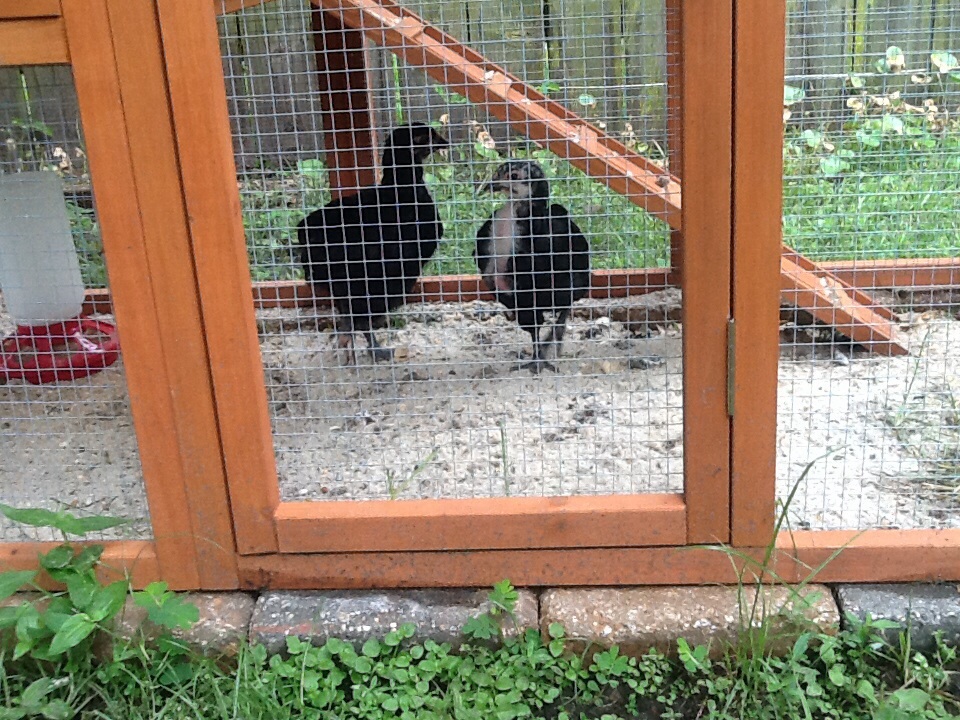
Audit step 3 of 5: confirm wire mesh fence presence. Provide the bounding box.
[216,0,684,503]
[4,0,955,548]
[0,67,150,542]
[778,0,960,531]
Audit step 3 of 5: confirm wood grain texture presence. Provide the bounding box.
[62,0,201,589]
[0,19,68,65]
[276,495,686,553]
[106,0,238,588]
[665,0,683,282]
[214,0,273,15]
[156,0,280,554]
[239,545,777,589]
[679,0,733,545]
[238,529,960,589]
[729,0,785,547]
[779,530,960,583]
[0,0,60,18]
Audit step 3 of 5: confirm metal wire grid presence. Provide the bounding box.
[778,1,960,531]
[0,67,150,542]
[216,0,682,502]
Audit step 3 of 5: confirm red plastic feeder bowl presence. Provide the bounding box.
[0,318,120,385]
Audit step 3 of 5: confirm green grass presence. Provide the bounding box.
[783,130,960,262]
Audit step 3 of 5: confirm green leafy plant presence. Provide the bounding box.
[0,677,71,720]
[0,505,196,673]
[462,579,520,642]
[132,582,198,631]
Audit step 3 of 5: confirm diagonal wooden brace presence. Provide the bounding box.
[312,0,682,229]
[782,246,907,356]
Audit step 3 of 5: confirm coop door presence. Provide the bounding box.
[174,0,735,562]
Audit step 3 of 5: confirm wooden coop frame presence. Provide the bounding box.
[0,0,959,591]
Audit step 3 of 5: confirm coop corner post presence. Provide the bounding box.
[103,0,240,588]
[311,6,379,197]
[60,0,204,590]
[729,0,784,548]
[155,0,281,555]
[680,0,733,545]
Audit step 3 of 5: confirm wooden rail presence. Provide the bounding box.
[0,18,69,65]
[237,529,960,588]
[78,259,960,317]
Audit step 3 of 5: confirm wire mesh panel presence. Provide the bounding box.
[0,67,150,542]
[778,0,960,531]
[215,0,684,503]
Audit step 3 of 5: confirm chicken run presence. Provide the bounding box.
[1,0,959,578]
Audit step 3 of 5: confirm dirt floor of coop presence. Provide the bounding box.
[2,290,959,542]
[0,303,150,543]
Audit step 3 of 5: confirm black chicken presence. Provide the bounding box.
[475,160,591,373]
[296,123,448,362]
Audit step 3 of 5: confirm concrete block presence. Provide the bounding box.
[250,589,538,655]
[540,585,838,659]
[836,583,960,653]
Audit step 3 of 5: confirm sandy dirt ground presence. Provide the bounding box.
[2,290,957,541]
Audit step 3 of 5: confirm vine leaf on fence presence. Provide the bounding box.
[930,52,958,75]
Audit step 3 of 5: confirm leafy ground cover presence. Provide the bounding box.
[1,497,958,720]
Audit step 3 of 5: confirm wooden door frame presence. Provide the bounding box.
[158,0,734,566]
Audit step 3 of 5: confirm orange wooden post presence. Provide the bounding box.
[729,0,785,548]
[665,0,682,285]
[312,8,379,197]
[156,0,281,555]
[61,0,203,589]
[102,0,240,587]
[680,0,733,545]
